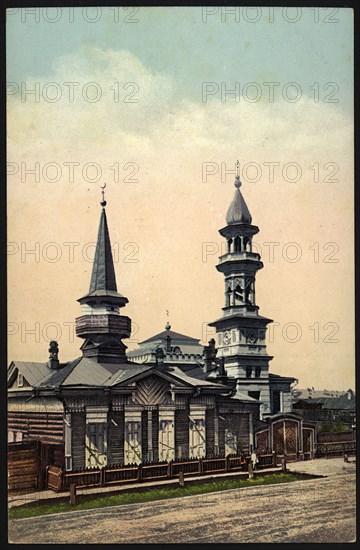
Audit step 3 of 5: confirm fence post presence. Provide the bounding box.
[281,458,287,472]
[272,451,277,467]
[45,465,49,489]
[225,455,229,472]
[199,458,204,475]
[100,467,105,487]
[137,463,143,482]
[179,471,185,487]
[248,461,254,479]
[69,482,77,505]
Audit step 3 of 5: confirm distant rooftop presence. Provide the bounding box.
[292,388,351,399]
[138,323,201,345]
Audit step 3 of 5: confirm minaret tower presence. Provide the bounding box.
[209,163,273,416]
[75,185,131,363]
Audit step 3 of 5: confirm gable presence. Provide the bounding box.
[132,374,172,406]
[7,364,31,390]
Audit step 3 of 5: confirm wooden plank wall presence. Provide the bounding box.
[152,409,159,462]
[108,410,125,465]
[71,412,85,469]
[205,409,215,455]
[8,411,64,442]
[141,410,148,460]
[175,409,189,458]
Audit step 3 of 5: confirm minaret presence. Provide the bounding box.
[75,185,131,363]
[209,163,273,417]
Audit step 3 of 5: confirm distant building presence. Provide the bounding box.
[292,389,356,426]
[127,323,204,367]
[292,387,348,400]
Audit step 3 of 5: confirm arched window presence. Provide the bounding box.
[227,238,233,253]
[234,285,243,304]
[234,236,241,253]
[226,287,232,307]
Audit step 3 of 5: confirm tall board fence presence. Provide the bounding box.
[8,440,40,494]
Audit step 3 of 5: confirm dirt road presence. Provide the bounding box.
[9,459,356,544]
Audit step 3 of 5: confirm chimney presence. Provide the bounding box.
[155,346,165,366]
[48,340,60,369]
[203,338,217,373]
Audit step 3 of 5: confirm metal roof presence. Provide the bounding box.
[10,361,50,387]
[77,207,127,304]
[90,207,117,293]
[106,364,154,386]
[139,329,200,345]
[9,357,230,392]
[226,179,252,225]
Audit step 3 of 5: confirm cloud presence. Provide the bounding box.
[8,45,352,159]
[7,46,354,390]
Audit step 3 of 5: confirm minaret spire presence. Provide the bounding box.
[75,186,131,363]
[226,162,252,225]
[89,202,118,295]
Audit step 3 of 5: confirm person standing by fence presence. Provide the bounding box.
[251,449,259,471]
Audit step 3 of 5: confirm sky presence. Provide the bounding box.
[7,6,354,391]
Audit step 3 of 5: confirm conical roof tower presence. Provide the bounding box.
[209,164,274,418]
[75,187,131,363]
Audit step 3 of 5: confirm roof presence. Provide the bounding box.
[8,358,231,392]
[269,373,297,383]
[90,207,117,293]
[226,178,252,225]
[78,207,127,304]
[293,393,355,411]
[8,358,142,389]
[139,329,200,345]
[316,394,355,411]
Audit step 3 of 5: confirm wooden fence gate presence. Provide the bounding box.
[255,413,316,462]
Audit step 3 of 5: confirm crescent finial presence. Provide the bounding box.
[100,183,107,207]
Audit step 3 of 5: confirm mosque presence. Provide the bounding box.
[8,169,312,473]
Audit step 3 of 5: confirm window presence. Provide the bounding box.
[159,419,175,461]
[86,422,107,467]
[189,418,206,458]
[246,366,252,378]
[124,421,142,464]
[272,391,281,414]
[18,373,24,387]
[254,366,261,378]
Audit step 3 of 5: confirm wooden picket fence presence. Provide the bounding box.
[315,440,356,459]
[47,452,277,492]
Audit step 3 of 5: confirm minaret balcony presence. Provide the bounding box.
[219,252,261,263]
[75,314,131,339]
